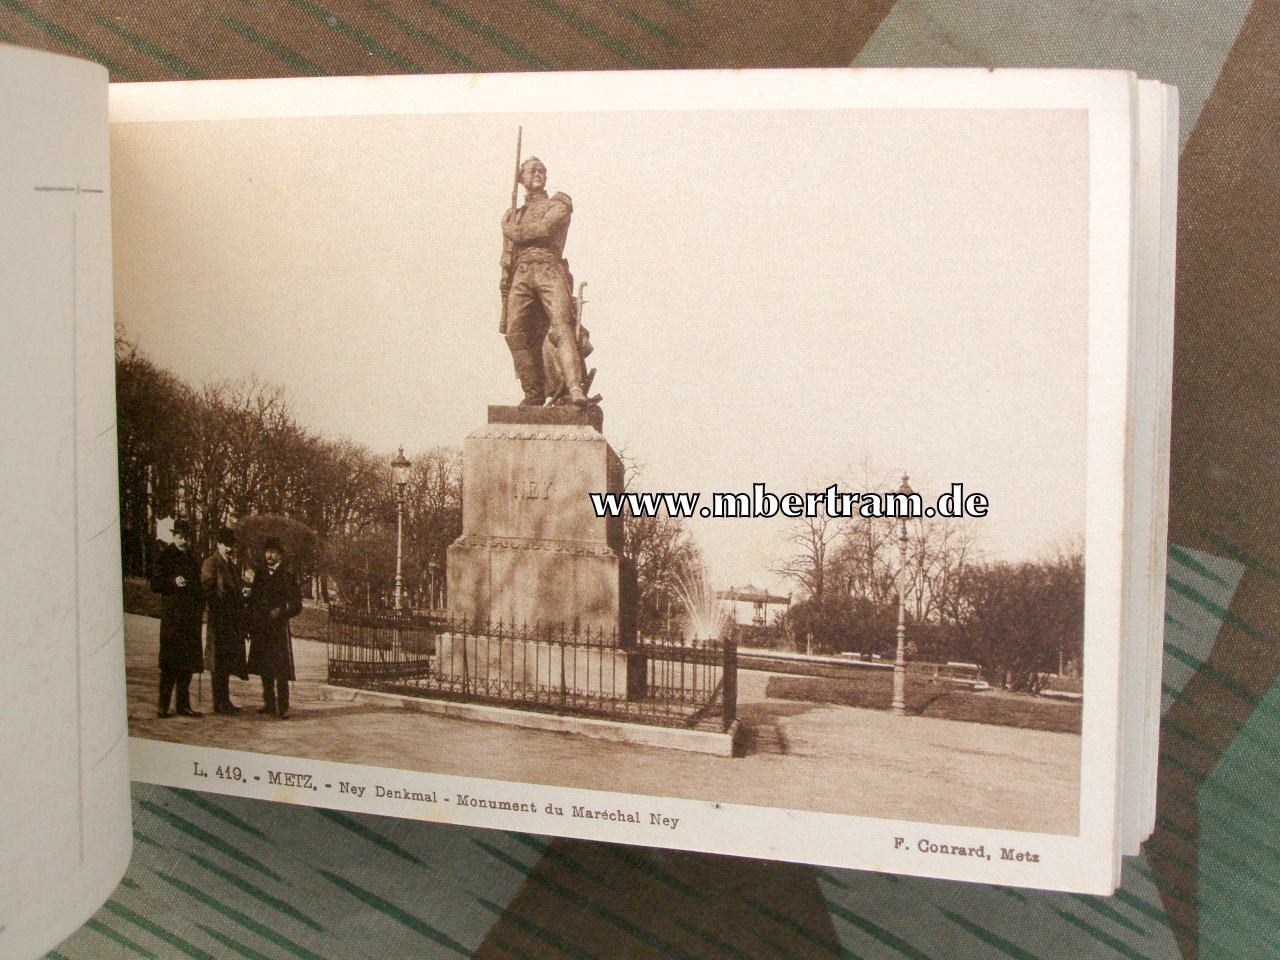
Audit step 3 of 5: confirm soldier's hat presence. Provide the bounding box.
[172,519,192,536]
[216,526,237,546]
[263,536,285,553]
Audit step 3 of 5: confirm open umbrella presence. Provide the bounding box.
[234,514,318,567]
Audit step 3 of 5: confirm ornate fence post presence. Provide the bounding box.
[722,637,738,732]
[558,622,567,710]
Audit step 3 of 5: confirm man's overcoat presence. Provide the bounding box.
[149,542,204,673]
[201,550,248,679]
[246,562,301,681]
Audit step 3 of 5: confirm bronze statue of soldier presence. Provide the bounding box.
[499,156,595,406]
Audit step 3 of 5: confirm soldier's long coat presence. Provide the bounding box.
[149,543,204,673]
[201,550,248,679]
[246,562,301,681]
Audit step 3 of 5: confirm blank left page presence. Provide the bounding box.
[0,44,130,960]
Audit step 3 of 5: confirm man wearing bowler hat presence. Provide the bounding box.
[246,536,302,718]
[149,519,204,717]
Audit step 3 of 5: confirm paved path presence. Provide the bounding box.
[126,614,1079,834]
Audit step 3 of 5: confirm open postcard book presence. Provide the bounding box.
[2,44,1178,957]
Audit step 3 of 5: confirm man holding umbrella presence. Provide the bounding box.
[246,536,302,718]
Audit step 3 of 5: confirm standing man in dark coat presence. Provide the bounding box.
[246,537,302,718]
[149,519,204,718]
[201,526,249,715]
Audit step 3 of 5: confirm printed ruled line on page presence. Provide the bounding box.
[90,732,126,771]
[34,184,104,194]
[89,620,125,658]
[71,208,84,864]
[87,516,118,542]
[45,184,110,867]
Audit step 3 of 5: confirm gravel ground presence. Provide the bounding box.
[126,614,1080,834]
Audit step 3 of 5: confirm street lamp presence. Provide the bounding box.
[391,447,411,612]
[891,474,912,716]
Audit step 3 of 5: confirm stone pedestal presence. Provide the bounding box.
[446,405,632,643]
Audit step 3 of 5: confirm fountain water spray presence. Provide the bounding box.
[673,563,727,641]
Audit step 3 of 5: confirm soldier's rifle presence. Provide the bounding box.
[498,126,522,333]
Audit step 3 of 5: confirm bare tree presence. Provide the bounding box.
[617,453,702,637]
[296,437,386,543]
[830,462,983,625]
[826,460,897,605]
[114,327,196,573]
[905,514,982,623]
[402,446,463,609]
[770,477,846,600]
[323,527,404,610]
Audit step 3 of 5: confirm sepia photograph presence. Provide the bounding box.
[112,90,1092,841]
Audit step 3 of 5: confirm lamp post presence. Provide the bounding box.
[428,559,442,611]
[891,474,912,716]
[391,447,411,612]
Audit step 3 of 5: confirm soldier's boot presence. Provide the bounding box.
[505,334,545,406]
[553,333,590,406]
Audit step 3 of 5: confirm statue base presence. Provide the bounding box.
[487,403,603,432]
[445,405,632,642]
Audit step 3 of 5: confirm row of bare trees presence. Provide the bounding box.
[116,329,460,609]
[117,332,699,620]
[771,465,1084,692]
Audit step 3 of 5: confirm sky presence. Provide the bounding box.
[110,105,1088,592]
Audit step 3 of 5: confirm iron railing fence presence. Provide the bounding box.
[327,606,444,683]
[326,609,736,731]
